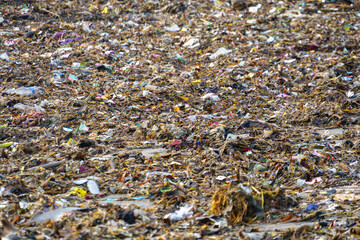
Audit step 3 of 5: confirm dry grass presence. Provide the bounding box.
[209,184,248,224]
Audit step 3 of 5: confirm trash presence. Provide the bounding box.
[0,53,10,61]
[0,0,359,238]
[141,148,168,158]
[209,48,232,60]
[68,74,78,81]
[201,93,220,101]
[79,123,89,131]
[276,93,291,98]
[164,25,181,32]
[0,142,14,148]
[210,184,262,224]
[73,188,87,197]
[31,207,83,224]
[249,4,262,13]
[164,204,194,221]
[183,38,200,49]
[297,179,306,187]
[82,22,91,33]
[87,180,100,195]
[2,86,45,96]
[306,204,319,211]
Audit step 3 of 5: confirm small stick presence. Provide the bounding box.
[26,160,65,171]
[38,6,61,18]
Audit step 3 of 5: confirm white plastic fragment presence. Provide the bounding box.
[53,47,73,55]
[164,25,180,32]
[125,20,139,27]
[267,36,275,43]
[183,38,200,49]
[82,22,92,33]
[142,90,151,97]
[297,179,306,187]
[249,4,262,13]
[284,59,296,64]
[209,47,232,60]
[0,201,9,209]
[19,201,29,209]
[0,53,10,61]
[193,233,201,239]
[72,179,89,185]
[238,183,252,195]
[87,180,100,194]
[246,19,257,24]
[187,115,197,122]
[227,134,249,141]
[269,7,277,13]
[31,207,82,223]
[164,204,193,221]
[2,86,45,96]
[216,176,226,181]
[201,93,220,101]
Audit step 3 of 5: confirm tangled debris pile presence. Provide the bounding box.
[1,0,360,239]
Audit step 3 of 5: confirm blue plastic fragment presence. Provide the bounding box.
[106,198,117,201]
[341,76,352,81]
[306,204,318,211]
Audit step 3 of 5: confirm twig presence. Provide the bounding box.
[26,160,65,171]
[167,179,187,195]
[38,6,61,18]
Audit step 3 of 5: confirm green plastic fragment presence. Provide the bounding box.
[0,142,14,148]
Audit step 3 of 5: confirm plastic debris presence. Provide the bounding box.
[2,86,44,96]
[0,0,360,239]
[87,180,100,195]
[164,204,194,221]
[31,207,82,224]
[164,25,181,32]
[0,53,10,61]
[209,48,232,60]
